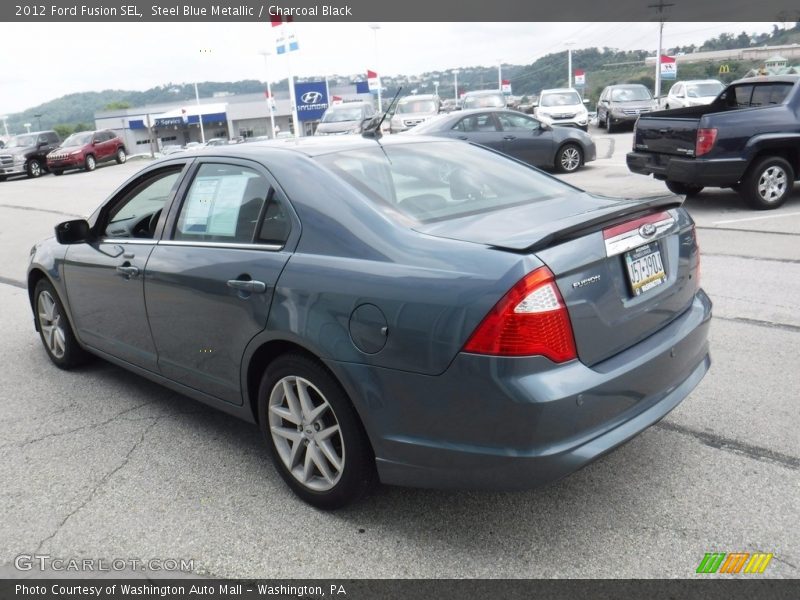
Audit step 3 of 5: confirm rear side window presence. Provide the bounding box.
[453,114,498,132]
[174,163,270,244]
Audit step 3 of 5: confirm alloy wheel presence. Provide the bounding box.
[268,375,344,492]
[38,290,66,359]
[757,165,787,204]
[560,146,581,172]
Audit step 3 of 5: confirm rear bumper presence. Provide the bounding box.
[627,151,748,186]
[328,290,712,490]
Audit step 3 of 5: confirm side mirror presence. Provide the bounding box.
[55,219,92,245]
[532,101,539,108]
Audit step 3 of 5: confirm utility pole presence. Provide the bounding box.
[566,42,575,88]
[453,70,459,103]
[649,1,675,102]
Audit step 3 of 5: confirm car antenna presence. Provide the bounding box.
[362,87,402,140]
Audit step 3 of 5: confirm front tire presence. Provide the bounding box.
[665,181,704,196]
[556,143,583,173]
[26,159,42,178]
[258,354,374,509]
[606,115,615,133]
[33,279,89,369]
[115,148,127,164]
[84,154,96,171]
[741,156,794,210]
[52,169,63,176]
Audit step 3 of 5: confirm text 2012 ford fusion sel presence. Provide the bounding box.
[27,134,711,508]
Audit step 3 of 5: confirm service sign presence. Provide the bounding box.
[660,55,677,80]
[295,81,329,122]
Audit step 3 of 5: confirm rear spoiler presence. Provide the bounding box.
[490,194,684,252]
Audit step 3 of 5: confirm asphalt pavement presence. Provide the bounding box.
[0,137,797,579]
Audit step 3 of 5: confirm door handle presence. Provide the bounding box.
[116,265,140,278]
[503,135,517,140]
[227,279,267,293]
[457,135,469,140]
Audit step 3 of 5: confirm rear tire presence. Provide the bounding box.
[115,148,127,164]
[665,181,704,196]
[258,354,375,509]
[33,279,89,369]
[740,156,794,210]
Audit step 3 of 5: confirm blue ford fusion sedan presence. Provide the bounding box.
[27,134,711,508]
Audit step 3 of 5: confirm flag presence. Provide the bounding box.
[574,69,586,86]
[276,30,299,54]
[271,14,293,27]
[332,95,342,104]
[367,69,380,91]
[501,79,512,94]
[660,55,677,80]
[355,81,369,94]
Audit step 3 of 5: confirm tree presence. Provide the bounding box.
[104,101,131,110]
[53,124,73,139]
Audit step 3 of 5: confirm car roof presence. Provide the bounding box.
[677,79,723,84]
[732,74,800,84]
[607,83,648,89]
[153,134,455,161]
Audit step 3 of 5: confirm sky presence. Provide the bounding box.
[0,21,781,114]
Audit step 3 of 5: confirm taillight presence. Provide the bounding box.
[463,267,577,362]
[695,128,717,157]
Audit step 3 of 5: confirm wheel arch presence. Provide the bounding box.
[554,140,584,170]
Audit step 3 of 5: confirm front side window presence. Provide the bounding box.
[174,163,270,244]
[105,167,184,239]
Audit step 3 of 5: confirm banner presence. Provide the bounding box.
[501,79,512,94]
[367,69,381,91]
[660,55,677,80]
[574,69,586,86]
[294,81,329,121]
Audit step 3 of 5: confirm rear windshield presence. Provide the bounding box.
[463,93,505,109]
[314,141,572,224]
[686,82,724,98]
[721,83,793,108]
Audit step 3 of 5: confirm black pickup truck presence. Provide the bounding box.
[627,75,800,209]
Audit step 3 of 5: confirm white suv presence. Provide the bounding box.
[534,88,590,131]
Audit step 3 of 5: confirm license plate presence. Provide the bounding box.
[624,242,666,296]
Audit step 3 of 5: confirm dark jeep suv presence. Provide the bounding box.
[0,131,60,180]
[47,130,127,175]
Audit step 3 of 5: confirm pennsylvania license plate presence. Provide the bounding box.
[624,242,666,296]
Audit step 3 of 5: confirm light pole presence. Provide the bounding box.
[453,70,459,103]
[24,123,31,133]
[433,80,439,98]
[497,58,503,91]
[34,114,42,130]
[565,42,575,88]
[0,116,9,137]
[259,50,277,138]
[193,82,206,143]
[368,23,382,112]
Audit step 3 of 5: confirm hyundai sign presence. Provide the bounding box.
[295,81,329,122]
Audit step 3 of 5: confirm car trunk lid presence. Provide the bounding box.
[416,194,699,366]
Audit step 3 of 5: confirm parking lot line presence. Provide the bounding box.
[713,211,800,225]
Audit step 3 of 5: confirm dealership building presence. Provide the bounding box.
[94,83,373,152]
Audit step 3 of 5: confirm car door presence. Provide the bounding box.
[495,111,554,167]
[669,83,684,108]
[96,131,113,161]
[63,161,190,370]
[37,133,58,164]
[144,158,296,404]
[598,88,610,122]
[446,112,502,150]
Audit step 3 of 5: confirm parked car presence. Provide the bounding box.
[534,88,591,131]
[440,98,458,113]
[28,135,710,508]
[315,101,376,135]
[597,84,659,132]
[204,138,228,146]
[0,130,60,180]
[461,90,507,110]
[627,75,800,210]
[664,80,725,109]
[46,130,126,175]
[409,108,596,173]
[389,94,441,133]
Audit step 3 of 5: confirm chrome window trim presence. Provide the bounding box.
[157,240,284,252]
[99,238,157,246]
